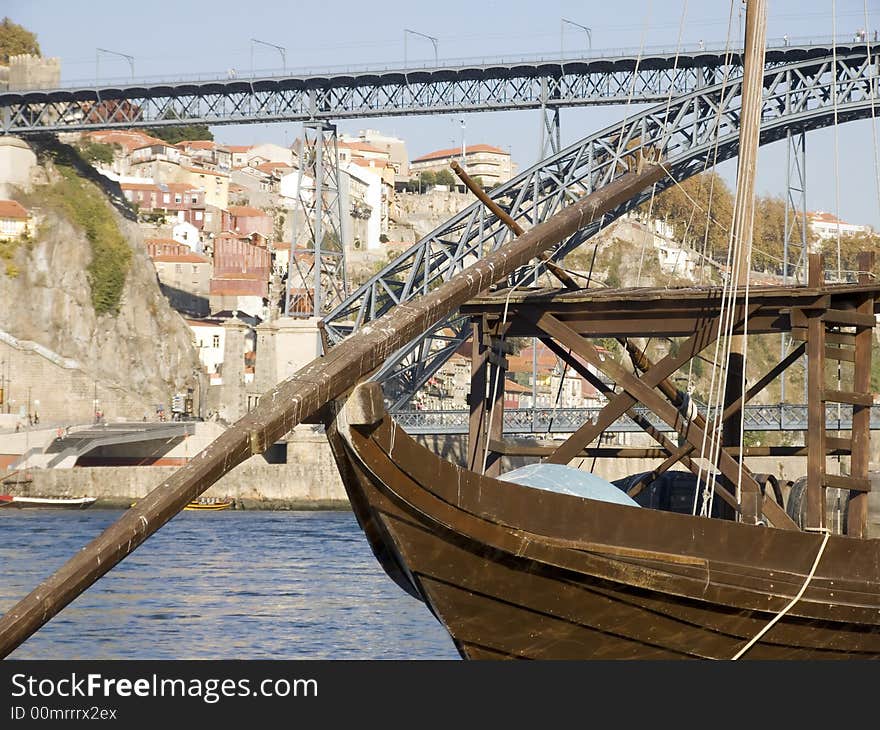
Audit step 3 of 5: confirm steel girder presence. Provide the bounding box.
[320,48,880,409]
[1,43,875,134]
[395,404,880,434]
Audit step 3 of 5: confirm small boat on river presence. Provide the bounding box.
[0,496,96,510]
[183,498,233,511]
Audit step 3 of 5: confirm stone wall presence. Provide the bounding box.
[0,330,155,424]
[5,55,61,91]
[11,428,880,510]
[17,431,347,508]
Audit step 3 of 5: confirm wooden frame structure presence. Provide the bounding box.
[462,252,878,535]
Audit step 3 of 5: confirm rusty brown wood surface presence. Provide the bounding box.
[806,254,827,530]
[846,251,874,536]
[0,163,667,660]
[330,396,880,658]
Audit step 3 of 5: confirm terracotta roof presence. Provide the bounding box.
[120,182,160,192]
[0,200,29,219]
[228,206,268,217]
[176,140,216,150]
[144,238,179,245]
[254,161,292,174]
[225,145,253,153]
[86,130,165,152]
[504,378,532,394]
[412,144,507,163]
[338,140,387,154]
[182,166,229,178]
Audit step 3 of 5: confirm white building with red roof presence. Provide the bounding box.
[0,199,32,240]
[808,211,872,241]
[410,143,516,187]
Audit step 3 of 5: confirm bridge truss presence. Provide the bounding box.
[0,43,874,133]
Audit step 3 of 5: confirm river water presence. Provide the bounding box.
[0,509,460,660]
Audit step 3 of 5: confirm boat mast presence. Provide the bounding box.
[721,0,767,523]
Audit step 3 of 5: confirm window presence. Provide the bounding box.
[212,334,220,348]
[174,194,183,204]
[162,193,170,204]
[175,264,183,273]
[191,195,199,204]
[195,211,203,221]
[192,265,199,274]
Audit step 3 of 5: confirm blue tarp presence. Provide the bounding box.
[498,463,640,508]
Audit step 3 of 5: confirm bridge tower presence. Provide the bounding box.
[285,120,348,322]
[781,129,808,403]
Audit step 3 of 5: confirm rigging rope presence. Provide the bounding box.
[730,529,830,660]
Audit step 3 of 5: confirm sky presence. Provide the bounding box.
[7,0,880,229]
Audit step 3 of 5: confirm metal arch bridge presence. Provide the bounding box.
[0,39,875,133]
[395,404,880,435]
[321,45,880,410]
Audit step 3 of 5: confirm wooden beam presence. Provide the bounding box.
[806,253,826,530]
[529,313,724,466]
[467,318,490,472]
[847,251,874,536]
[532,312,797,529]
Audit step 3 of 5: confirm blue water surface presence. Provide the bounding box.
[0,509,460,660]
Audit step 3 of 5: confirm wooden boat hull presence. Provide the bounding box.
[327,398,880,660]
[0,496,96,510]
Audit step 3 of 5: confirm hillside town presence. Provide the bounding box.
[2,116,878,425]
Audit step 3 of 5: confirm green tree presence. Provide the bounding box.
[0,17,40,63]
[146,123,214,144]
[434,169,455,187]
[419,170,436,186]
[640,171,734,261]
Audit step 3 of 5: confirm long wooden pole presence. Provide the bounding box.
[0,163,665,659]
[721,0,767,523]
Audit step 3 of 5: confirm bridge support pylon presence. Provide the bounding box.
[285,119,348,327]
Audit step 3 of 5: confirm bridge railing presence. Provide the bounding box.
[16,34,863,92]
[393,403,880,435]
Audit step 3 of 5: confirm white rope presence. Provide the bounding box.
[481,263,542,474]
[730,529,831,660]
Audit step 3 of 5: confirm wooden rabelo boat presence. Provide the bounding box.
[326,265,880,660]
[0,2,876,660]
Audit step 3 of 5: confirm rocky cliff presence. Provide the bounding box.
[1,141,200,415]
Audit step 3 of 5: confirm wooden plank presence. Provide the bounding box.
[847,251,874,536]
[824,473,870,492]
[823,390,874,406]
[821,309,876,328]
[806,254,826,530]
[825,436,853,453]
[825,346,855,362]
[467,319,489,472]
[533,313,797,529]
[487,440,672,459]
[534,317,722,467]
[485,327,510,478]
[540,339,705,479]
